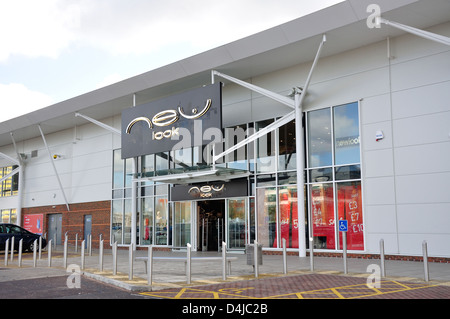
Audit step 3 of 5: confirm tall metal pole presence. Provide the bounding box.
[131,94,138,251]
[10,133,23,226]
[295,93,306,257]
[38,125,70,211]
[296,34,326,258]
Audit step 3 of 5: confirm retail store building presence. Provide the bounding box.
[0,0,449,260]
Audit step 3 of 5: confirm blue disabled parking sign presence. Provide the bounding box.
[339,220,348,232]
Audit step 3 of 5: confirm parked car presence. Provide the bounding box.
[0,223,47,252]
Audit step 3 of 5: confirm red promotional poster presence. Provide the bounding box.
[278,187,298,248]
[23,214,43,235]
[311,184,335,249]
[337,182,364,250]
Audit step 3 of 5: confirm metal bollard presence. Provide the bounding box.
[343,232,348,274]
[18,239,23,267]
[63,235,68,269]
[10,236,14,262]
[112,241,118,276]
[48,239,53,267]
[38,236,42,260]
[254,240,259,278]
[81,240,85,270]
[380,239,386,277]
[98,239,104,272]
[423,241,429,282]
[222,241,227,280]
[88,234,92,256]
[186,243,192,284]
[128,244,133,280]
[33,239,37,267]
[309,237,314,272]
[147,245,153,285]
[75,234,78,253]
[4,238,9,266]
[282,238,287,275]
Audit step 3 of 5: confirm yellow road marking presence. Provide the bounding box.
[174,288,187,299]
[139,280,439,299]
[330,288,345,299]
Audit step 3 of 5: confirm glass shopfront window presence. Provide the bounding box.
[112,199,123,245]
[278,120,296,171]
[173,148,193,170]
[113,150,125,189]
[174,201,191,247]
[124,199,132,244]
[155,152,169,173]
[141,197,153,245]
[0,166,19,197]
[278,185,298,248]
[334,102,360,165]
[155,197,168,245]
[1,209,17,224]
[225,124,249,170]
[256,187,277,247]
[113,149,169,247]
[139,183,168,246]
[306,101,364,251]
[256,183,299,249]
[310,183,335,249]
[308,108,332,168]
[141,154,155,180]
[256,119,276,173]
[337,181,363,250]
[227,198,247,249]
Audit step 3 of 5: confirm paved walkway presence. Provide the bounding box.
[1,246,450,299]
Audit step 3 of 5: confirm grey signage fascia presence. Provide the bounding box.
[121,82,222,159]
[170,178,248,202]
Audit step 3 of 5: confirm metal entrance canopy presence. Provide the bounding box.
[136,165,250,184]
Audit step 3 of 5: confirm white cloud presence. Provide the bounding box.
[0,0,343,61]
[0,83,54,121]
[0,0,80,61]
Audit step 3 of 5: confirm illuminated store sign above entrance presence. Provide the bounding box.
[121,83,222,159]
[171,179,248,201]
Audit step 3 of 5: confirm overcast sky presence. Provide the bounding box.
[0,0,343,122]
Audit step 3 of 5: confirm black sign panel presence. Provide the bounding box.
[170,178,248,201]
[121,83,222,159]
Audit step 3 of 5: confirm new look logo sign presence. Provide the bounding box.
[121,83,222,159]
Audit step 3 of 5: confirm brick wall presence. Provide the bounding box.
[22,200,110,249]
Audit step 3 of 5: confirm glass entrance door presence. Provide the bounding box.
[197,200,225,251]
[173,201,191,247]
[226,198,248,250]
